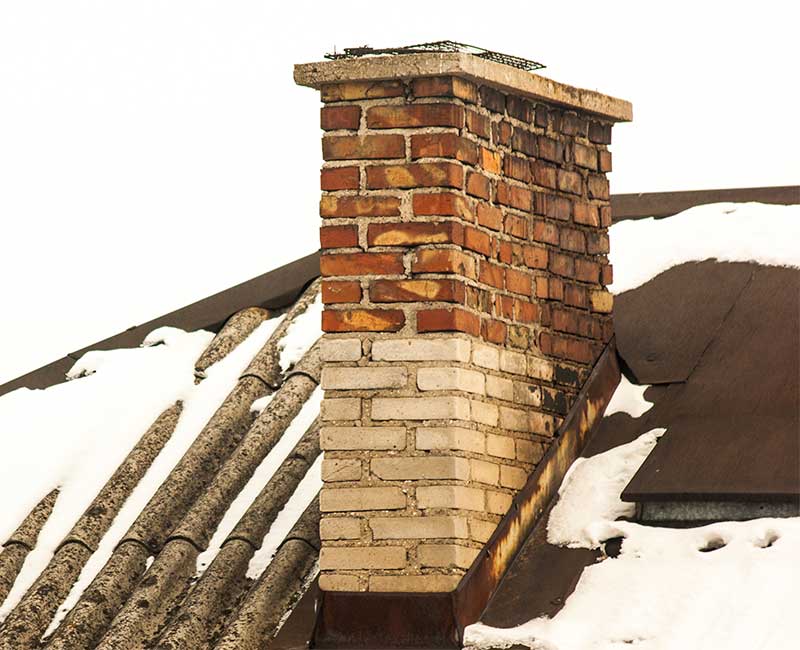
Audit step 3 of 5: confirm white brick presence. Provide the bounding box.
[320,517,362,540]
[485,375,514,401]
[371,456,469,481]
[372,396,471,421]
[513,381,541,406]
[369,574,461,592]
[418,544,480,569]
[530,411,558,437]
[320,546,406,569]
[469,459,500,485]
[417,486,485,511]
[469,518,498,543]
[415,427,485,454]
[527,355,554,381]
[486,433,516,460]
[372,338,470,362]
[499,349,527,375]
[320,338,362,361]
[486,490,513,515]
[472,343,500,370]
[370,515,468,539]
[321,366,407,390]
[516,438,545,464]
[500,464,529,489]
[469,399,499,426]
[320,486,406,512]
[322,458,362,482]
[321,398,361,421]
[417,367,485,395]
[321,426,406,450]
[319,574,363,591]
[499,406,530,432]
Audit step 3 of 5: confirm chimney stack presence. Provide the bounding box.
[295,51,631,597]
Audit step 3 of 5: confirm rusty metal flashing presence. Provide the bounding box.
[311,341,621,649]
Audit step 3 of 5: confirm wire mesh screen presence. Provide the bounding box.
[325,41,545,72]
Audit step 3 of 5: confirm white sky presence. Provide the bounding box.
[1,0,798,385]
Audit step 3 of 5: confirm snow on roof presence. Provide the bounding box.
[608,202,800,294]
[0,281,323,649]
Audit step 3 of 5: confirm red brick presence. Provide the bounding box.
[323,309,405,332]
[464,226,492,256]
[323,134,405,161]
[321,252,404,276]
[511,129,537,156]
[411,133,478,165]
[561,112,588,137]
[588,121,612,144]
[476,202,503,231]
[505,267,532,296]
[506,95,533,122]
[534,276,548,299]
[504,213,527,239]
[563,283,588,309]
[466,171,491,200]
[574,258,601,283]
[479,260,504,289]
[412,192,472,219]
[321,80,405,102]
[322,280,362,304]
[586,231,610,255]
[531,161,557,189]
[598,150,612,172]
[560,228,586,253]
[367,104,464,129]
[573,202,600,227]
[321,166,359,191]
[413,249,477,278]
[544,195,572,221]
[320,105,361,130]
[515,299,539,323]
[496,182,532,212]
[367,221,464,247]
[498,240,512,264]
[366,163,463,189]
[536,276,564,302]
[532,220,559,246]
[534,104,549,128]
[492,121,512,146]
[482,318,507,344]
[523,245,548,269]
[600,206,613,227]
[539,332,593,364]
[537,136,563,163]
[573,142,598,170]
[587,174,610,200]
[504,155,531,183]
[320,225,358,249]
[321,195,401,218]
[466,110,490,139]
[549,252,575,278]
[417,308,480,336]
[370,279,465,303]
[557,169,583,196]
[601,263,613,286]
[479,86,506,113]
[410,76,478,103]
[479,147,502,174]
[496,294,514,319]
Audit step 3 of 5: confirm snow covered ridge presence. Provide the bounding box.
[608,202,800,294]
[464,377,800,650]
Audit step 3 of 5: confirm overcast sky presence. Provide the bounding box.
[1,0,798,385]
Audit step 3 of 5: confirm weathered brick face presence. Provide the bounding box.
[314,74,617,593]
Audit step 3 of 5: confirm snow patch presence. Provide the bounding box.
[603,374,653,419]
[547,429,665,549]
[279,295,322,371]
[250,393,275,415]
[609,202,800,294]
[8,316,281,632]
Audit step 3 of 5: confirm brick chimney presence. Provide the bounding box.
[295,53,631,595]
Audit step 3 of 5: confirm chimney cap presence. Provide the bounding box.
[295,51,632,123]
